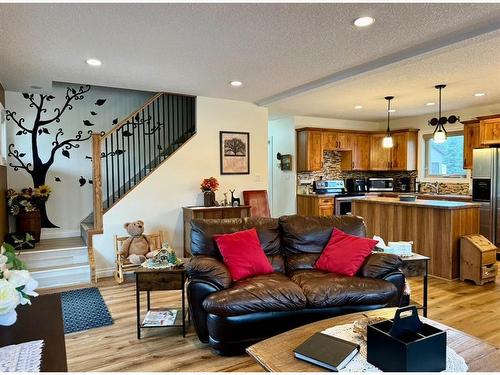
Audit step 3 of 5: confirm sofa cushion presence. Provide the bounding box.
[358,253,403,279]
[285,253,320,274]
[279,215,367,256]
[203,273,307,316]
[244,217,281,255]
[290,269,397,308]
[185,256,232,289]
[215,228,274,281]
[191,218,246,258]
[315,228,378,276]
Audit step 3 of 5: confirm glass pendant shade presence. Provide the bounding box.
[434,128,447,144]
[382,135,393,148]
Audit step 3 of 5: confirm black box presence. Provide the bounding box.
[367,306,446,372]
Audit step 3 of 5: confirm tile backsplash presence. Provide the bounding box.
[297,150,471,195]
[297,151,418,192]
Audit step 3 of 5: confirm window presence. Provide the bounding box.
[424,132,466,178]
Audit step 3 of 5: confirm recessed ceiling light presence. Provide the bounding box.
[353,16,375,28]
[474,92,486,97]
[425,102,435,106]
[354,105,363,109]
[388,109,396,113]
[86,58,102,67]
[30,85,42,90]
[229,81,243,87]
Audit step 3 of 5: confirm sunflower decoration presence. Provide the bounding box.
[34,185,51,198]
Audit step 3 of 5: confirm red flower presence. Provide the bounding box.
[200,177,219,192]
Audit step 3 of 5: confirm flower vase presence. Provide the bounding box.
[16,211,41,242]
[203,190,216,207]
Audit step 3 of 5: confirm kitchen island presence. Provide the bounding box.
[351,196,480,280]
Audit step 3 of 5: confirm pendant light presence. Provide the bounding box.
[428,84,460,144]
[382,96,394,148]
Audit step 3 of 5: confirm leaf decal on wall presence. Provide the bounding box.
[89,180,93,185]
[42,128,50,134]
[19,153,26,157]
[46,95,55,101]
[38,129,43,135]
[90,111,98,116]
[16,131,23,136]
[71,88,77,94]
[22,93,30,99]
[112,118,118,125]
[83,120,94,127]
[122,130,132,137]
[114,149,124,155]
[95,99,106,106]
[62,150,70,158]
[79,176,86,187]
[55,177,62,182]
[85,156,92,160]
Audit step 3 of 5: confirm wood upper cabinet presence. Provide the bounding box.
[369,134,392,170]
[322,131,353,150]
[463,120,481,169]
[391,131,418,171]
[369,130,418,171]
[478,115,500,145]
[352,134,370,170]
[297,130,323,172]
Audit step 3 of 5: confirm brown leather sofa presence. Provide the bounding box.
[186,215,406,355]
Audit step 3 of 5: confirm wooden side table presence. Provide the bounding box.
[135,266,188,339]
[400,253,430,317]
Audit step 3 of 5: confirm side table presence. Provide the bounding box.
[135,266,188,339]
[400,253,430,317]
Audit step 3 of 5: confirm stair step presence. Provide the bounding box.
[31,263,91,290]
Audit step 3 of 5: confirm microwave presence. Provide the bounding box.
[368,178,394,192]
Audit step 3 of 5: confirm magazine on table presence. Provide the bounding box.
[142,309,177,326]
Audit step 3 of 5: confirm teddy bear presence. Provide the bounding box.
[120,220,156,265]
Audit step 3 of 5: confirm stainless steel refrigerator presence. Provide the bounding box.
[472,148,500,247]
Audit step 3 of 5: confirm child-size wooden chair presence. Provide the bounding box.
[113,232,164,284]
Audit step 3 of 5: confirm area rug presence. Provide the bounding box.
[61,287,113,334]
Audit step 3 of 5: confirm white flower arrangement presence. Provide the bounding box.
[0,243,38,326]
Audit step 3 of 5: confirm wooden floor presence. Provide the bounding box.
[48,273,500,372]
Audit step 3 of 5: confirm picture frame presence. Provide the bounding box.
[219,131,250,175]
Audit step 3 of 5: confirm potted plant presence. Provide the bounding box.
[6,185,52,242]
[200,177,219,207]
[0,243,38,326]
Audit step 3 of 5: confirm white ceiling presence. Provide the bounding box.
[268,31,500,121]
[1,3,500,120]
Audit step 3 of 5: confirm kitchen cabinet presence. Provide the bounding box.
[352,134,371,170]
[322,131,353,150]
[462,120,481,169]
[369,134,392,170]
[297,195,334,217]
[370,130,417,171]
[478,114,500,146]
[297,129,323,172]
[391,131,418,170]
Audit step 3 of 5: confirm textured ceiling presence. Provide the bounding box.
[1,2,500,108]
[268,32,500,121]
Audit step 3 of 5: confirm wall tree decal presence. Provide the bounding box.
[6,85,96,228]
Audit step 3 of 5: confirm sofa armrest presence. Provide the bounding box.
[358,253,403,279]
[185,256,232,290]
[382,271,407,307]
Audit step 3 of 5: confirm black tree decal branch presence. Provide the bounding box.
[5,85,97,228]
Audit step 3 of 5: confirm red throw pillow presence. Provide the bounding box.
[214,228,274,281]
[315,228,378,277]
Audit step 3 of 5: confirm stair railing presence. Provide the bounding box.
[91,92,196,232]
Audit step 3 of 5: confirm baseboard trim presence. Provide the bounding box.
[96,267,115,279]
[41,229,81,239]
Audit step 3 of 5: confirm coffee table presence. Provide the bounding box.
[246,308,500,372]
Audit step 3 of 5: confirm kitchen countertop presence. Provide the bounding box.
[297,192,473,201]
[351,196,480,210]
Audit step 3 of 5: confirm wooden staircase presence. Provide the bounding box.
[82,92,197,280]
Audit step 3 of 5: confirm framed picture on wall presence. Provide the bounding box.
[219,131,250,175]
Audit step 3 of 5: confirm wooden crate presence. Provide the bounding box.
[460,234,497,285]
